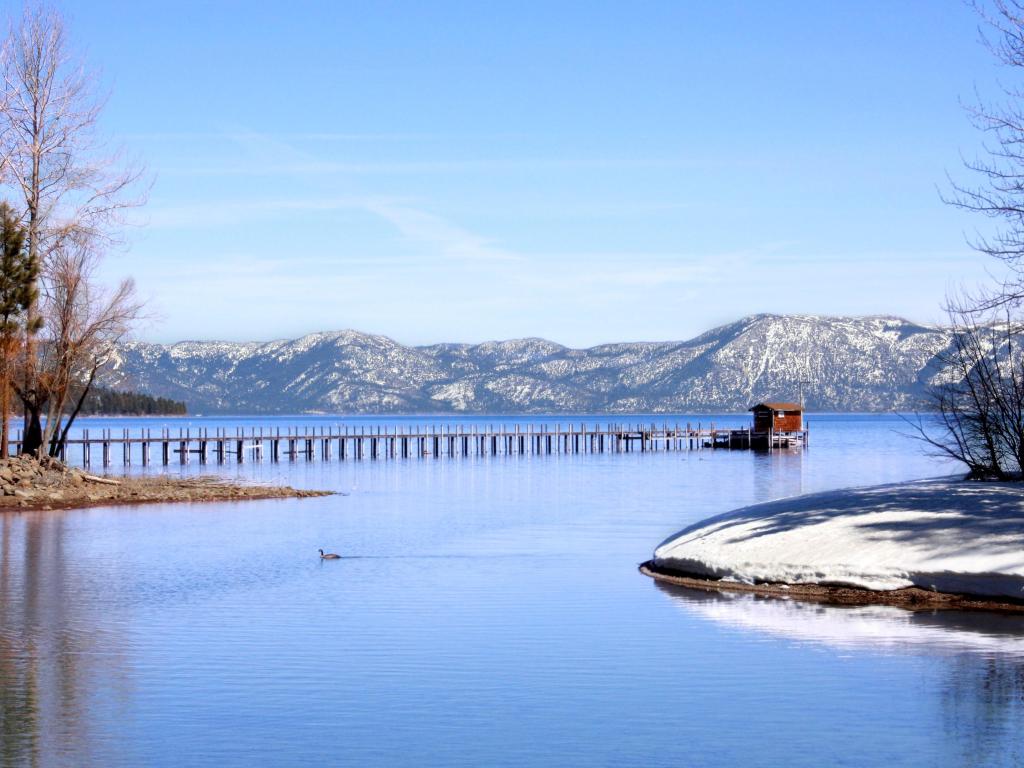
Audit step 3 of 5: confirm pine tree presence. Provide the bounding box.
[0,203,39,457]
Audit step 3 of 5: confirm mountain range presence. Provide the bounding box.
[107,314,953,414]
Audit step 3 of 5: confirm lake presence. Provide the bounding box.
[2,413,1023,767]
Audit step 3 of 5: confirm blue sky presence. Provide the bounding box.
[56,1,1004,345]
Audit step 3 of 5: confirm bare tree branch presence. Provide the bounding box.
[0,3,148,454]
[909,294,1024,479]
[37,231,144,454]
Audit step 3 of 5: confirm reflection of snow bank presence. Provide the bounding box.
[656,583,1024,657]
[653,478,1024,600]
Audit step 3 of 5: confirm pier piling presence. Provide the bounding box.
[15,421,806,467]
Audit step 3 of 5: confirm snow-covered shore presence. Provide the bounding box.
[653,478,1024,601]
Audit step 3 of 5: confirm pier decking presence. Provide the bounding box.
[13,423,808,468]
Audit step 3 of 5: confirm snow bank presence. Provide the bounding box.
[653,478,1024,600]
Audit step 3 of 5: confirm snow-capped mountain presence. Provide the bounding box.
[107,314,953,413]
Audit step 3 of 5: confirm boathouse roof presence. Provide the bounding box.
[749,402,801,412]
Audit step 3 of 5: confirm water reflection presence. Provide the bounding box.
[653,580,1024,656]
[655,581,1024,767]
[939,654,1024,767]
[0,512,128,768]
[0,415,983,766]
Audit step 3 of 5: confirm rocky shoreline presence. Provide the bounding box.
[0,453,332,511]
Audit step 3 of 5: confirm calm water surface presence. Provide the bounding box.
[2,414,1022,767]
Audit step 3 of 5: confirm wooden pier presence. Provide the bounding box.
[9,423,808,468]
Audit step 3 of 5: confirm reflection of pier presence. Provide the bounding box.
[13,422,809,468]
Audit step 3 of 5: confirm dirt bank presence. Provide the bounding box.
[0,454,332,511]
[640,561,1024,614]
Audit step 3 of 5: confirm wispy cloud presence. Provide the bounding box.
[126,130,530,142]
[141,195,520,264]
[360,201,520,263]
[579,263,723,287]
[135,129,758,300]
[154,156,708,178]
[139,196,394,229]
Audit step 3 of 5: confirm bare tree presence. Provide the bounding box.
[34,233,142,456]
[945,2,1024,309]
[914,3,1024,478]
[0,3,145,454]
[911,297,1024,479]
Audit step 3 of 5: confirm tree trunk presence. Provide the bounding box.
[42,380,67,453]
[0,336,10,459]
[23,200,38,436]
[21,401,42,456]
[52,366,96,457]
[0,367,9,459]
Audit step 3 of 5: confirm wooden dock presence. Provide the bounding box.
[10,422,808,468]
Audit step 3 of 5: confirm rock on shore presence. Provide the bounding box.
[0,453,331,510]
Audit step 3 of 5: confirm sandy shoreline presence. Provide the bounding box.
[640,561,1024,614]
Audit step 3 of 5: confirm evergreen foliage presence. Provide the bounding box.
[0,202,37,455]
[75,386,187,416]
[0,202,37,336]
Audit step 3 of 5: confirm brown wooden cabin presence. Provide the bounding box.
[750,402,803,433]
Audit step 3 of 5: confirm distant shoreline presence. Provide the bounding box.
[65,411,895,419]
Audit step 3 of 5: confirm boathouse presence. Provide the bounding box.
[750,402,803,433]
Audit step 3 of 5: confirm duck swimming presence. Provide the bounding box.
[319,549,341,560]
